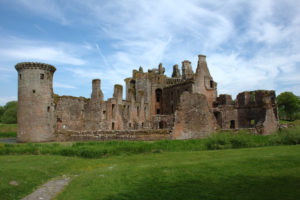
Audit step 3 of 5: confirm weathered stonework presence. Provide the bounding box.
[15,55,279,142]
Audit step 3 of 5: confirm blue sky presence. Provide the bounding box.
[0,0,300,105]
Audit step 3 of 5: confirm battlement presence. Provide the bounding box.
[15,62,56,72]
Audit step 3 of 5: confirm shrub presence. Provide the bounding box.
[269,126,300,145]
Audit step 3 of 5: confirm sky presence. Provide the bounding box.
[0,0,300,105]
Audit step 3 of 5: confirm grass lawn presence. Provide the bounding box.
[1,145,300,200]
[0,124,17,138]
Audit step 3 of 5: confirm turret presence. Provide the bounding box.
[113,84,123,104]
[91,79,104,101]
[158,63,165,74]
[172,64,181,78]
[15,62,56,142]
[182,60,194,80]
[193,55,217,108]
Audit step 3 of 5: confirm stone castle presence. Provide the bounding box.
[15,55,279,142]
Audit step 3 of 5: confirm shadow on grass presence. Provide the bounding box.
[102,175,300,200]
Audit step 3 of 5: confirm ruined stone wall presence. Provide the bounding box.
[16,63,56,142]
[56,129,170,141]
[162,81,194,115]
[152,115,174,129]
[55,96,87,132]
[213,94,238,129]
[235,90,278,134]
[171,92,217,139]
[15,55,279,143]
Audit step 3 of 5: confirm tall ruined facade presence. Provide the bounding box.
[15,55,279,142]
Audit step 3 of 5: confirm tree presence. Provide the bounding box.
[277,92,300,121]
[1,101,17,124]
[0,106,4,120]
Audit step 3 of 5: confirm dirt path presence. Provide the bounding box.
[0,138,16,143]
[21,176,71,200]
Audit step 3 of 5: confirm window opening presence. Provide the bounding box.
[155,88,162,102]
[112,104,115,112]
[159,121,164,129]
[112,122,115,130]
[230,120,235,129]
[210,80,214,88]
[40,73,44,79]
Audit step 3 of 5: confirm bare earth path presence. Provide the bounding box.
[21,176,71,200]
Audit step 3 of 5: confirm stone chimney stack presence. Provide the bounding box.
[113,84,123,104]
[182,60,194,80]
[91,79,104,101]
[172,64,181,78]
[196,55,210,75]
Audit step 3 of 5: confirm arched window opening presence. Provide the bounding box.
[112,122,115,130]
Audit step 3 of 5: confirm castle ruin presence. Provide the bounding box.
[15,55,279,142]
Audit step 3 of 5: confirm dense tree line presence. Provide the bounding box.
[277,92,300,121]
[0,101,17,124]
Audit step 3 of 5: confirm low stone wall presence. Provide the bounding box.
[55,129,171,142]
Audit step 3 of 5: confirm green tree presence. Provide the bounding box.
[277,92,300,121]
[1,101,17,124]
[0,106,4,121]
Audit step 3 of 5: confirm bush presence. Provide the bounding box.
[269,126,300,145]
[1,101,17,124]
[205,130,268,150]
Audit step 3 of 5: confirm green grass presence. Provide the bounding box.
[0,124,17,138]
[0,155,89,200]
[1,145,299,200]
[1,126,299,158]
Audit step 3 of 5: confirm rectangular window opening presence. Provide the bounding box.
[19,74,22,80]
[156,109,160,114]
[112,104,115,112]
[210,80,214,88]
[40,73,44,80]
[47,106,50,112]
[112,122,115,130]
[33,90,36,93]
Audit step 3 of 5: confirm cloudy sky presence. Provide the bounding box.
[0,0,299,105]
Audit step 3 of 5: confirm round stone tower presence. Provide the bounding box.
[15,62,56,142]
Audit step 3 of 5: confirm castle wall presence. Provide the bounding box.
[56,129,170,141]
[55,96,87,132]
[171,92,217,139]
[162,81,193,115]
[235,90,278,134]
[15,55,279,143]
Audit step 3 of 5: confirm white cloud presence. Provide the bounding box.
[53,82,76,89]
[0,96,17,106]
[0,36,86,66]
[1,0,300,99]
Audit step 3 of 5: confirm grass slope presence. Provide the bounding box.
[57,145,300,200]
[0,145,299,200]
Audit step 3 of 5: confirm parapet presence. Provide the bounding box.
[198,55,206,62]
[15,62,56,72]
